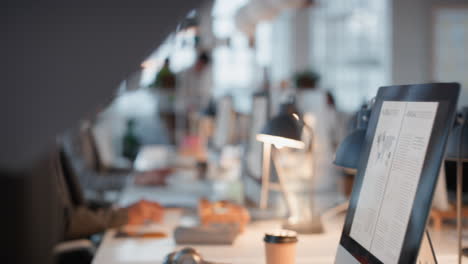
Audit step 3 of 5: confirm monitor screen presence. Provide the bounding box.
[335,83,460,264]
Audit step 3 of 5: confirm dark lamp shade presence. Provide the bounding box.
[446,107,468,160]
[446,122,468,160]
[333,129,366,170]
[256,114,304,149]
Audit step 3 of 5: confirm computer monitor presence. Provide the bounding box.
[335,83,460,264]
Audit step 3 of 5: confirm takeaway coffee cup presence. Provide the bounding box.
[264,230,298,264]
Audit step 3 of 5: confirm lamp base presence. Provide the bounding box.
[416,230,437,263]
[282,217,324,234]
[248,207,286,221]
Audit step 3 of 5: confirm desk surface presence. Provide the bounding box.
[93,209,343,264]
[94,180,344,264]
[94,181,461,264]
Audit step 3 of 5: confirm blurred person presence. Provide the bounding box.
[1,1,199,263]
[277,80,295,113]
[55,142,164,240]
[181,51,212,110]
[295,76,347,199]
[176,51,213,144]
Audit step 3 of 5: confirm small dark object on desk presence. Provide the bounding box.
[174,223,240,245]
[163,247,230,264]
[114,228,167,239]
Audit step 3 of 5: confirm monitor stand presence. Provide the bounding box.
[282,215,324,234]
[336,229,437,263]
[417,230,437,264]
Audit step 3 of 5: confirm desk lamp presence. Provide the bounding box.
[334,106,371,172]
[256,104,304,209]
[445,107,468,264]
[256,103,322,233]
[325,105,371,217]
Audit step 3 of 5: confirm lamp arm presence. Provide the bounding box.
[294,118,314,152]
[457,122,465,264]
[299,120,316,182]
[272,148,295,217]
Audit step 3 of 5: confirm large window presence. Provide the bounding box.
[212,0,256,113]
[310,0,390,111]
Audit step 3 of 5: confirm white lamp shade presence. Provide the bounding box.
[256,133,305,149]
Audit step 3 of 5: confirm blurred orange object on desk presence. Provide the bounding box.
[115,228,167,239]
[179,135,207,162]
[198,199,250,232]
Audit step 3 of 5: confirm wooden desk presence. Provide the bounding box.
[430,205,468,231]
[92,209,343,264]
[94,181,461,263]
[93,180,344,264]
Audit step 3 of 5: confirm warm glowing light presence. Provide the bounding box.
[256,134,305,149]
[140,59,157,69]
[292,113,299,120]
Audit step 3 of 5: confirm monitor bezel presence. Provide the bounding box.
[337,83,460,264]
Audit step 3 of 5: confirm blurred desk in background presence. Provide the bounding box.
[118,179,210,208]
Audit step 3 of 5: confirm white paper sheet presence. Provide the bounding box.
[350,101,438,264]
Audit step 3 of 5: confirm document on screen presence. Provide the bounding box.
[349,101,438,264]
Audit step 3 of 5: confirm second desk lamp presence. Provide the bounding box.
[334,106,371,172]
[445,107,468,264]
[326,105,371,217]
[256,103,322,233]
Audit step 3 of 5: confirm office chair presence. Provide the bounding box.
[53,146,96,264]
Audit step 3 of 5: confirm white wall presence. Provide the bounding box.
[271,11,294,85]
[391,0,432,85]
[291,8,312,74]
[391,0,468,106]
